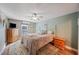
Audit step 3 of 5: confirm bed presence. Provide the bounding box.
[22,34,54,55]
[2,34,54,55]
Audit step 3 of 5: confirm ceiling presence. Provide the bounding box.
[0,3,79,22]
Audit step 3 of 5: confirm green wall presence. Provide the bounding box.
[0,24,5,53]
[36,12,78,49]
[71,13,78,49]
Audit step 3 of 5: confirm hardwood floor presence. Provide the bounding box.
[37,43,78,55]
[37,43,59,55]
[2,40,29,55]
[2,40,78,55]
[57,47,78,55]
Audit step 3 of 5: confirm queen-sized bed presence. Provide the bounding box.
[2,34,54,55]
[2,34,78,55]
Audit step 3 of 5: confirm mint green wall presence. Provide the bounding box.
[71,13,78,49]
[36,12,78,49]
[0,11,7,54]
[0,24,5,53]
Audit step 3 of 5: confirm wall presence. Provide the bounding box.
[0,24,5,53]
[0,11,7,54]
[71,13,78,49]
[78,12,79,53]
[8,19,36,36]
[36,12,78,49]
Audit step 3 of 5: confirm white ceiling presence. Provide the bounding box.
[0,3,79,22]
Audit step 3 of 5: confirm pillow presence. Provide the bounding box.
[52,36,65,50]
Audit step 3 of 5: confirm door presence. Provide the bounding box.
[55,20,72,46]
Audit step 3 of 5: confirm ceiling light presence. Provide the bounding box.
[28,13,43,21]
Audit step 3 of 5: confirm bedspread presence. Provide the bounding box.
[22,34,54,55]
[2,34,53,55]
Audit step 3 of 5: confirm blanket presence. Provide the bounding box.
[22,34,53,54]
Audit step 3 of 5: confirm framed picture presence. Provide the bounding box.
[0,15,5,26]
[0,16,2,23]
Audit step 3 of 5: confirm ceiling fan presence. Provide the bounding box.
[27,13,43,21]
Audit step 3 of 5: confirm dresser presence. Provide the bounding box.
[6,28,19,44]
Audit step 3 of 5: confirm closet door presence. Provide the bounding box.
[55,20,72,46]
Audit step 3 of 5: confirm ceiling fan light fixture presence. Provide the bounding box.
[28,13,43,21]
[32,17,37,20]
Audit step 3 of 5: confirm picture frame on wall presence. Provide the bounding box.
[3,19,5,26]
[0,16,2,23]
[0,15,5,26]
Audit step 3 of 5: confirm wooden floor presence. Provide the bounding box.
[2,40,78,55]
[2,40,29,55]
[57,47,78,55]
[37,43,59,55]
[37,43,78,55]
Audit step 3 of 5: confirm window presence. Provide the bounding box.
[21,23,28,36]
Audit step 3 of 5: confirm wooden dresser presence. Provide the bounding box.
[6,28,19,44]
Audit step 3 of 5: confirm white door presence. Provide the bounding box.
[55,20,72,46]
